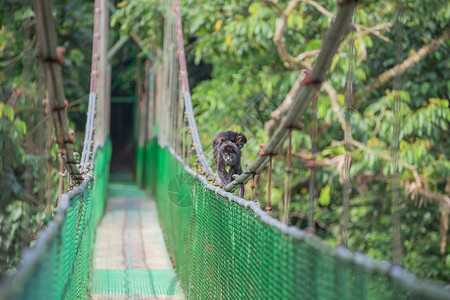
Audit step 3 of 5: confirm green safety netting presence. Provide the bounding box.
[0,141,111,300]
[145,140,449,300]
[1,137,449,300]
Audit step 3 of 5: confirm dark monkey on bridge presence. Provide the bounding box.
[213,131,247,197]
[212,131,247,164]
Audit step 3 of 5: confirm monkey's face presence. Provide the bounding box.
[236,134,247,149]
[223,147,238,166]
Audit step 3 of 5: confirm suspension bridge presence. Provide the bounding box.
[1,0,449,299]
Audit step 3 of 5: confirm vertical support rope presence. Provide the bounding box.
[80,0,101,174]
[307,92,318,233]
[266,156,273,214]
[392,0,404,265]
[282,132,293,224]
[173,0,218,182]
[340,22,355,246]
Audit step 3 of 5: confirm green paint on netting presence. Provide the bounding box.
[91,269,183,295]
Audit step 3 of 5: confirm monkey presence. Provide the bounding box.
[216,141,241,184]
[212,131,247,165]
[215,140,245,197]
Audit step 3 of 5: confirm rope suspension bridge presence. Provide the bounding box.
[1,0,449,299]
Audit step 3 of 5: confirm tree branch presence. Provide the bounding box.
[354,28,450,104]
[293,148,450,207]
[264,71,306,135]
[272,0,305,69]
[269,0,392,70]
[304,0,333,18]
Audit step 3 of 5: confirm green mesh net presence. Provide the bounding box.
[145,140,449,300]
[0,141,111,300]
[1,138,449,300]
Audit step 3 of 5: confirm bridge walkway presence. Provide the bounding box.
[90,182,184,299]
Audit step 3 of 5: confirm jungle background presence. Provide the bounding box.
[0,0,449,283]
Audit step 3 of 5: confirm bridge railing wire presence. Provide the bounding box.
[0,175,92,300]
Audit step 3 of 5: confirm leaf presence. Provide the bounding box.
[319,184,331,206]
[11,205,22,222]
[226,34,232,46]
[117,1,128,9]
[421,82,430,94]
[3,105,14,120]
[214,20,223,32]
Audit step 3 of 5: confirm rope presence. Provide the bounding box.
[339,20,355,246]
[80,0,101,174]
[392,0,404,265]
[282,133,293,224]
[307,91,319,233]
[173,0,218,182]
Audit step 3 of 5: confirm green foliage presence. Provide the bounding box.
[112,0,450,281]
[0,200,46,274]
[0,103,26,205]
[110,0,164,54]
[0,0,447,284]
[0,0,96,275]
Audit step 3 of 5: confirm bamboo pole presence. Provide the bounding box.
[227,1,357,192]
[33,0,82,184]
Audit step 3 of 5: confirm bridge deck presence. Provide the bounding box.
[90,183,184,299]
